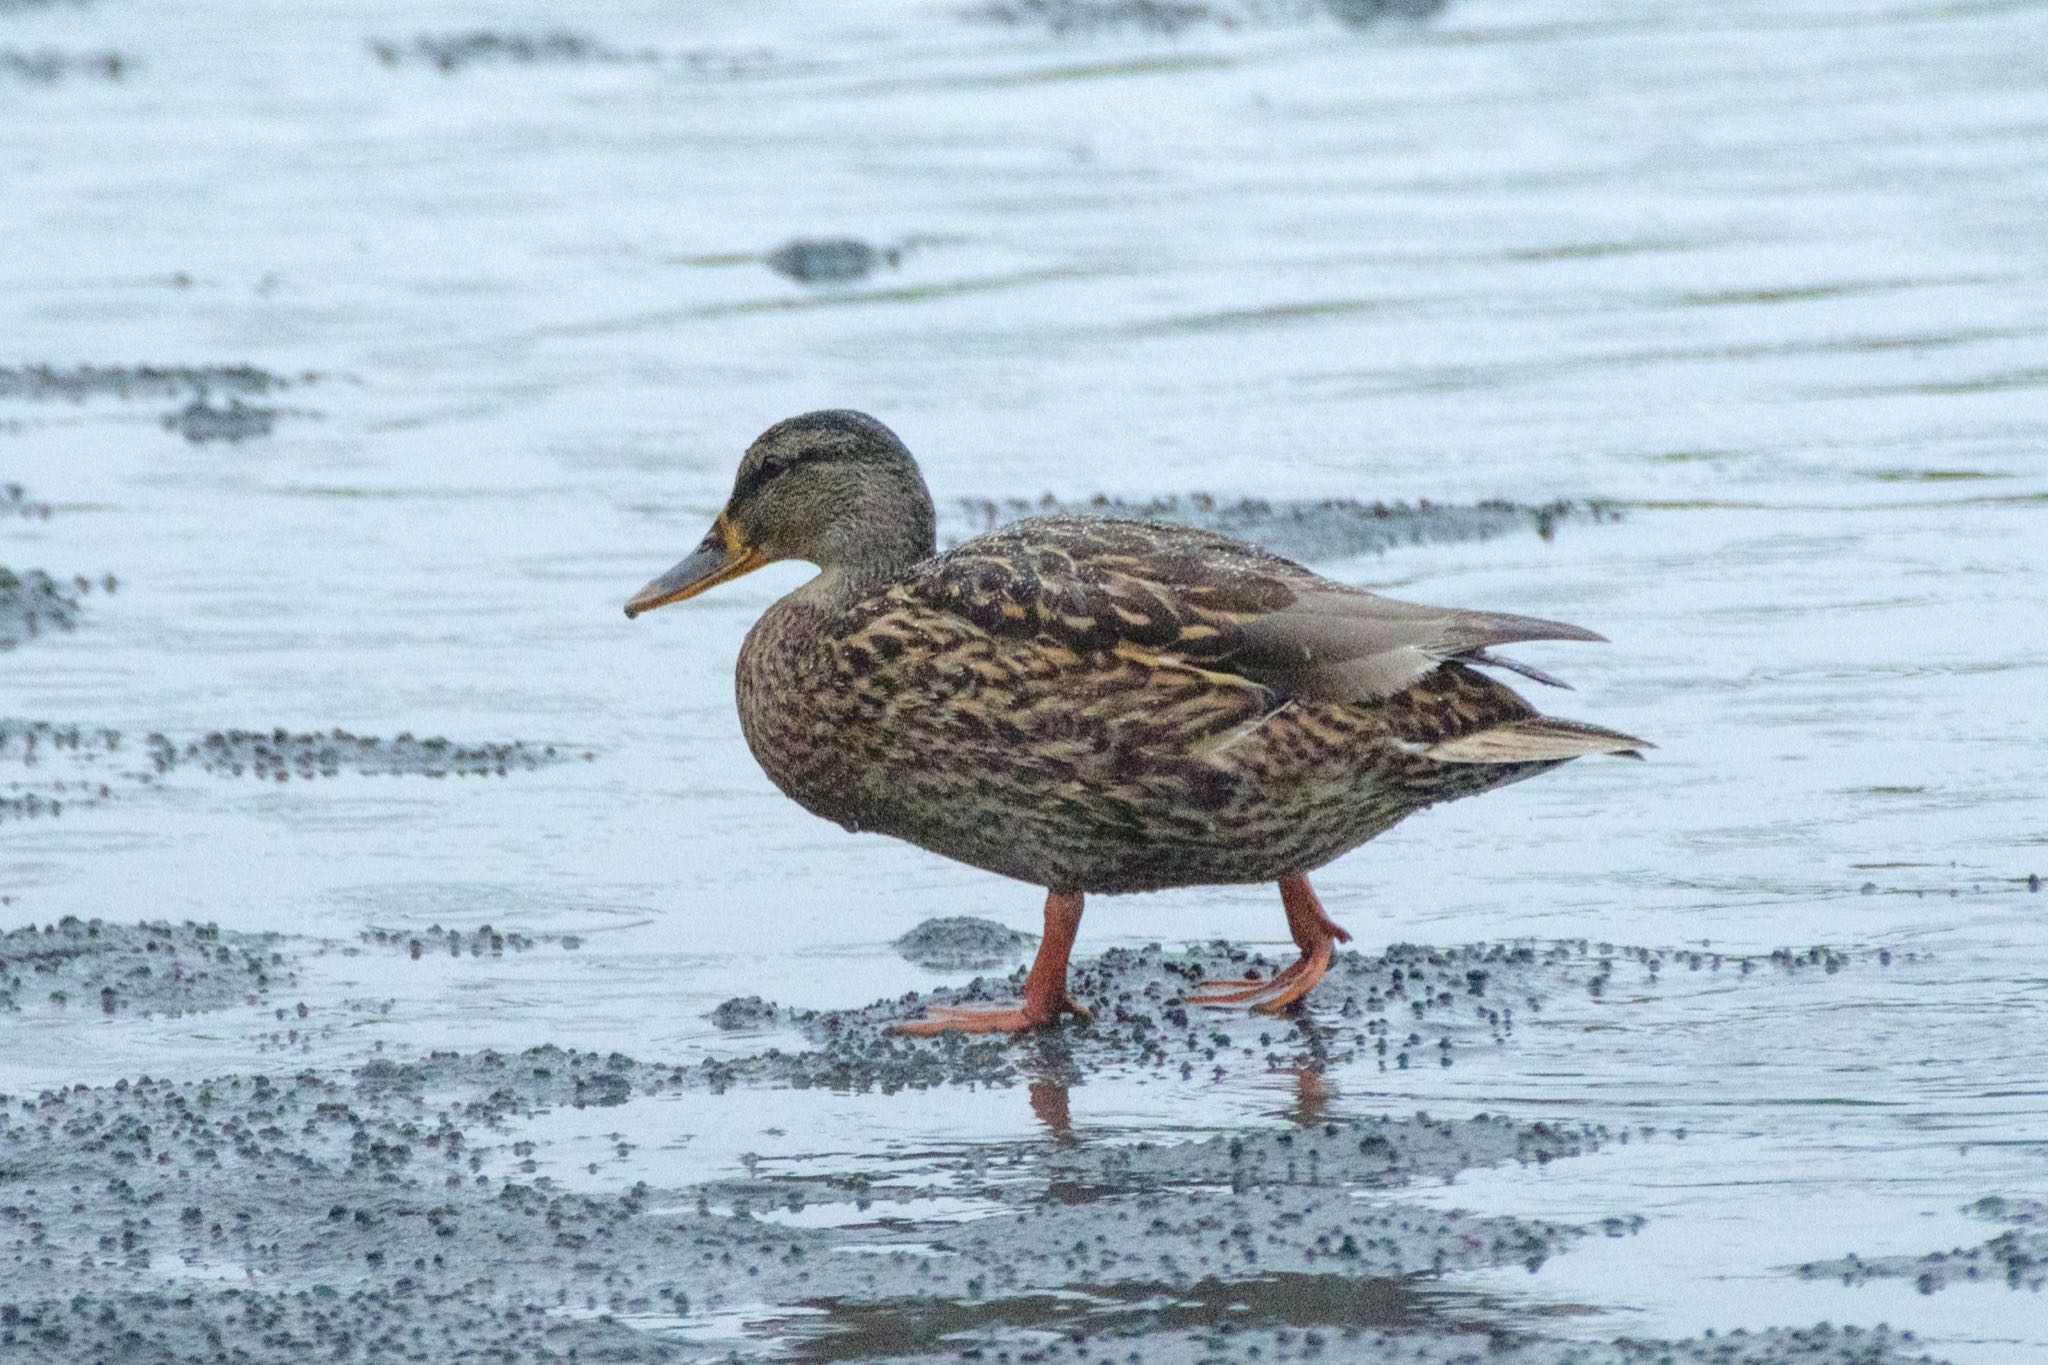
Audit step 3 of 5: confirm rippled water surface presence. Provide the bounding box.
[4,0,2046,1361]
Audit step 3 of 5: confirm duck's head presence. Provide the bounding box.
[625,410,937,618]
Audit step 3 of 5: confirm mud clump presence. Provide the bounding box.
[0,721,121,822]
[709,994,781,1030]
[361,924,584,959]
[870,1324,1941,1365]
[0,363,303,402]
[974,0,1444,37]
[370,29,660,70]
[1050,1110,1607,1191]
[1581,941,1902,1000]
[951,492,1618,562]
[5,722,584,822]
[976,0,1212,33]
[0,365,315,442]
[916,1149,1577,1283]
[0,720,115,765]
[0,49,128,83]
[0,1296,685,1364]
[893,915,1036,970]
[3,484,52,521]
[1323,0,1445,24]
[718,935,1906,1099]
[766,236,904,284]
[0,569,114,649]
[0,918,293,1016]
[1799,1197,2046,1293]
[144,728,584,781]
[163,395,277,445]
[369,31,776,77]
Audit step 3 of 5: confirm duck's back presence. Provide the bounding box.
[737,516,1639,894]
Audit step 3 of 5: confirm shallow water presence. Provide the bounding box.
[4,0,2046,1360]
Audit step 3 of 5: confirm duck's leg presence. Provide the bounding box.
[892,890,1092,1035]
[1187,873,1351,1013]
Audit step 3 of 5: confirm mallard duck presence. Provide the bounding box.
[626,411,1646,1034]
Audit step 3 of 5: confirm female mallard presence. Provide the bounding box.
[626,411,1646,1034]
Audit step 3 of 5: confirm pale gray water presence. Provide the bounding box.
[3,0,2046,1361]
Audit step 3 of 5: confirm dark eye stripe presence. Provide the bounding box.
[731,461,783,503]
[733,446,852,502]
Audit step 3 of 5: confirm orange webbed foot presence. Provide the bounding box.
[1186,956,1312,1006]
[1186,873,1349,1015]
[889,994,1090,1036]
[1242,937,1333,1013]
[891,890,1089,1037]
[1189,939,1332,1013]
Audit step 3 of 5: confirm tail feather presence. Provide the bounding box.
[1425,716,1650,765]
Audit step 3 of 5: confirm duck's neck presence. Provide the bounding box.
[797,521,936,612]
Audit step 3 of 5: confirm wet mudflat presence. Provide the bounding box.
[4,0,2046,1362]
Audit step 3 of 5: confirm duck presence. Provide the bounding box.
[625,410,1646,1034]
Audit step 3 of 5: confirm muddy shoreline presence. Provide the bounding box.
[0,919,1974,1364]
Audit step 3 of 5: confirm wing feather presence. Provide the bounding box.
[905,516,1608,705]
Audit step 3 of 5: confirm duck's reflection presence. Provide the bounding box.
[1286,1065,1332,1127]
[1028,1076,1071,1135]
[1018,1035,1080,1139]
[1013,1038,1333,1138]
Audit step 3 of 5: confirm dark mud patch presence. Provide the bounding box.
[864,1323,1943,1365]
[0,721,122,822]
[1799,1197,2046,1294]
[3,723,586,823]
[709,994,781,1030]
[143,728,586,781]
[893,916,1035,971]
[973,0,1444,38]
[162,395,278,445]
[0,570,113,649]
[0,1295,693,1365]
[358,924,585,960]
[0,918,293,1016]
[781,1273,1437,1361]
[767,237,906,285]
[0,364,305,402]
[0,365,317,442]
[1045,1110,1611,1191]
[681,937,1900,1096]
[0,49,128,82]
[951,493,1619,562]
[2,485,52,521]
[368,31,777,77]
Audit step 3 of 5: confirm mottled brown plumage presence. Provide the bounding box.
[626,410,1647,1032]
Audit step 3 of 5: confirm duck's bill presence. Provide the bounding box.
[624,521,767,618]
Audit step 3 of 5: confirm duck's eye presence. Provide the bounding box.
[736,458,791,502]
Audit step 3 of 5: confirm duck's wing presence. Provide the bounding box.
[910,516,1607,705]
